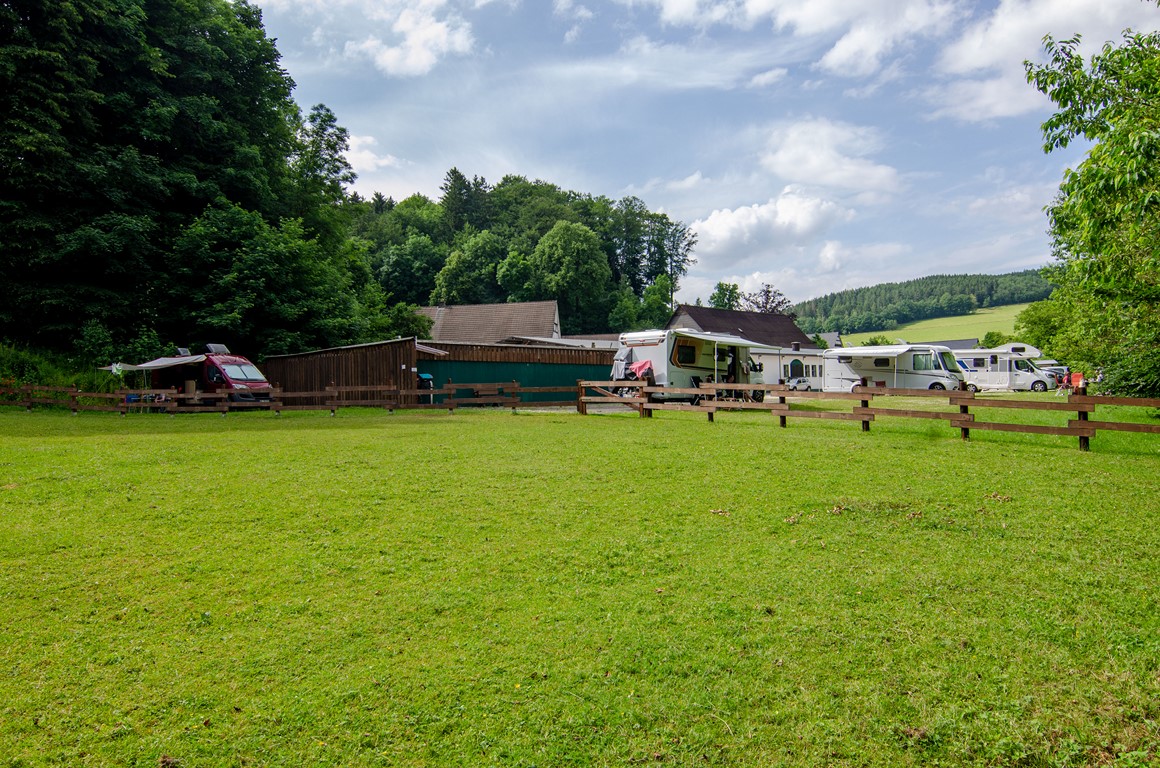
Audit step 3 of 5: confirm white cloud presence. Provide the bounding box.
[691,185,851,263]
[541,35,793,90]
[747,67,787,87]
[256,1,475,76]
[930,0,1160,121]
[555,0,595,43]
[621,0,960,77]
[760,118,900,193]
[346,135,402,173]
[344,7,473,76]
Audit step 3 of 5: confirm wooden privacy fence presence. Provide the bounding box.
[577,380,1160,452]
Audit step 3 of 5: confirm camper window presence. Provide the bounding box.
[913,353,934,371]
[873,358,889,368]
[675,342,697,365]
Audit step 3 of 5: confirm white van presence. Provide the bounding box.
[822,345,964,392]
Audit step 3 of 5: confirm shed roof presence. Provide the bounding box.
[418,301,560,344]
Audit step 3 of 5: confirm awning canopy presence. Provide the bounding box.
[823,345,922,358]
[99,355,206,372]
[667,329,781,353]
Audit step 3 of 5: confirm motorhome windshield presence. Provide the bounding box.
[223,364,267,382]
[939,352,961,372]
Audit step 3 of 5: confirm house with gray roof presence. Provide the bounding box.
[666,305,816,349]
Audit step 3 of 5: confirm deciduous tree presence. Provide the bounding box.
[1025,18,1160,394]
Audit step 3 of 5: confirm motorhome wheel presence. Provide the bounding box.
[1031,380,1047,392]
[966,383,979,393]
[929,382,946,390]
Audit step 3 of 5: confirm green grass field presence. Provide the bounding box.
[2,407,1157,767]
[841,304,1030,347]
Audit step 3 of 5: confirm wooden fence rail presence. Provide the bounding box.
[576,380,1160,452]
[0,380,584,417]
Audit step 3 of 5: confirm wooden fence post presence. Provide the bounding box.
[778,379,787,428]
[576,380,586,415]
[859,378,870,432]
[1076,384,1090,451]
[958,380,971,441]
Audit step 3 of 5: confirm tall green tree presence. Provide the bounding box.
[526,221,613,334]
[1025,18,1160,394]
[429,230,507,305]
[0,0,301,349]
[708,282,741,310]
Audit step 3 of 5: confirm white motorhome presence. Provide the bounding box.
[949,345,1056,392]
[822,344,965,392]
[612,329,771,401]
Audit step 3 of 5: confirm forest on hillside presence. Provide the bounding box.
[0,0,692,365]
[792,270,1053,335]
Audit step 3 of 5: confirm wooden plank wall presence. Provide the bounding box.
[262,340,417,396]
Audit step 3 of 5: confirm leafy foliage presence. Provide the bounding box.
[0,0,421,362]
[1024,20,1160,395]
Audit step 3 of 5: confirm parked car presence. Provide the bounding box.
[786,377,812,391]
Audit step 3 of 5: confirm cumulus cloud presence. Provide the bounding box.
[620,0,959,77]
[346,135,402,173]
[256,0,475,76]
[760,118,900,194]
[540,35,794,90]
[344,7,473,76]
[929,0,1160,121]
[555,0,595,43]
[691,185,851,262]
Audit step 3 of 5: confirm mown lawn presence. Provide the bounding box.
[1,407,1157,767]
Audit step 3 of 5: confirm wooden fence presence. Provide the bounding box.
[5,380,1159,452]
[0,380,580,417]
[577,380,1160,452]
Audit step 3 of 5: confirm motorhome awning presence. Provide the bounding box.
[99,355,206,372]
[823,345,917,358]
[668,329,781,353]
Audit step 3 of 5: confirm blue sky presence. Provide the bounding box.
[252,0,1160,304]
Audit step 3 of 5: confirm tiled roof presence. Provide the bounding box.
[418,301,560,344]
[668,305,816,348]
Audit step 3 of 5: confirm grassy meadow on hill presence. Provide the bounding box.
[840,304,1030,347]
[1,406,1157,767]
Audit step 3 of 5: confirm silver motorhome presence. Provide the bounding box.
[822,344,964,392]
[949,345,1056,392]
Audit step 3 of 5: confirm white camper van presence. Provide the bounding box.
[949,346,1056,392]
[822,344,964,392]
[612,329,770,401]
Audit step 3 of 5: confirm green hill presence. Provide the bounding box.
[839,303,1029,346]
[793,270,1051,335]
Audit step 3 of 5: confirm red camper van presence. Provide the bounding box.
[106,344,272,402]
